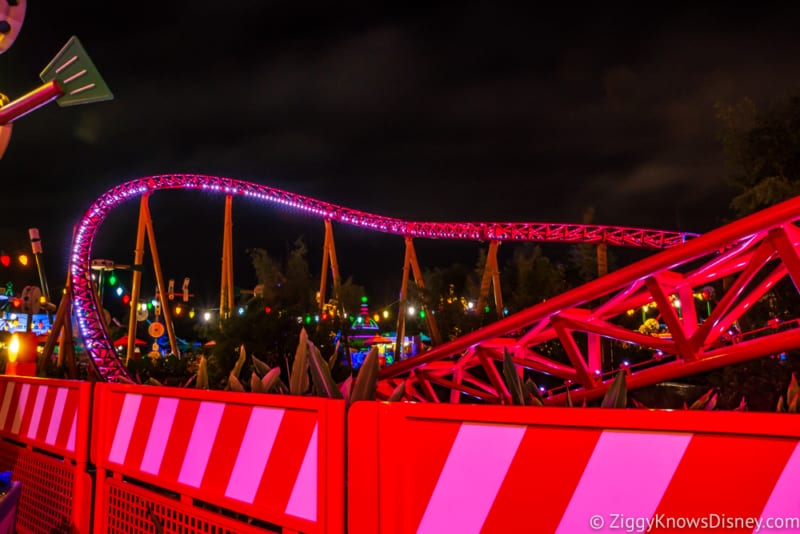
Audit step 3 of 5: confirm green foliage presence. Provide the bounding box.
[504,244,566,314]
[716,95,800,216]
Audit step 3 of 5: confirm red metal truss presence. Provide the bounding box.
[378,195,800,405]
[70,174,696,382]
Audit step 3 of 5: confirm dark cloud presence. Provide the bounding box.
[3,2,800,298]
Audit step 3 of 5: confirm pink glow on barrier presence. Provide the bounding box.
[177,401,225,488]
[760,443,800,525]
[10,383,29,434]
[285,423,319,522]
[69,174,695,381]
[92,384,345,532]
[140,397,179,475]
[45,388,68,445]
[225,407,285,503]
[108,393,141,464]
[27,386,47,439]
[417,423,526,534]
[555,431,691,534]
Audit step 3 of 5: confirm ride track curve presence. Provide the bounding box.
[71,174,702,388]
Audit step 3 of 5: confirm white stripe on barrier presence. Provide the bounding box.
[109,394,143,464]
[46,387,68,445]
[67,409,77,452]
[0,383,14,428]
[27,386,48,439]
[11,384,30,434]
[285,422,319,522]
[555,431,692,534]
[141,397,180,475]
[225,407,285,503]
[760,441,800,525]
[417,423,526,534]
[178,401,225,488]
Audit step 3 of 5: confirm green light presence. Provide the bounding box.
[147,302,153,310]
[419,310,426,318]
[305,316,311,324]
[361,295,368,303]
[484,306,491,313]
[108,273,117,286]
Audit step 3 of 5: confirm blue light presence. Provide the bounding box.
[115,287,123,297]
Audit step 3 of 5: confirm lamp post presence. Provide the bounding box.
[28,228,52,322]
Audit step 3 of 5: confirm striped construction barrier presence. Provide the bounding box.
[0,376,93,534]
[349,402,800,533]
[92,382,345,533]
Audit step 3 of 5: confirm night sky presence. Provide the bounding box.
[3,3,800,306]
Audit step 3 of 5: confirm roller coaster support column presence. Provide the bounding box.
[220,195,234,321]
[319,219,342,313]
[405,238,442,346]
[395,239,413,360]
[476,240,504,317]
[143,197,180,358]
[127,194,180,362]
[126,195,148,364]
[597,243,608,277]
[395,238,443,357]
[40,268,76,378]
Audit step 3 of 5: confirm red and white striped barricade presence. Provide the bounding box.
[349,402,800,533]
[0,376,92,533]
[92,383,345,533]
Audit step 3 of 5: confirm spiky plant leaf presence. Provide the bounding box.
[290,328,310,395]
[328,340,340,371]
[147,377,162,386]
[523,379,544,406]
[502,348,526,406]
[229,372,245,392]
[387,380,406,402]
[339,375,353,405]
[196,356,208,389]
[565,387,574,408]
[351,346,380,403]
[631,397,649,409]
[734,396,748,412]
[182,374,197,388]
[251,355,271,378]
[601,370,627,409]
[273,379,290,395]
[308,341,343,399]
[689,388,717,410]
[250,371,266,393]
[232,344,247,378]
[262,367,283,393]
[777,396,787,413]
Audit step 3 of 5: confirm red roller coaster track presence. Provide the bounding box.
[71,174,706,385]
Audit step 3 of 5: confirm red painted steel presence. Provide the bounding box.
[91,382,345,533]
[68,174,695,381]
[378,195,800,404]
[0,376,92,533]
[349,402,800,533]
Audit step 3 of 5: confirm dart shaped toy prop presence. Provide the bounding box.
[0,35,113,157]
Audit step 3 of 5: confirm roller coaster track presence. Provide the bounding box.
[72,174,700,384]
